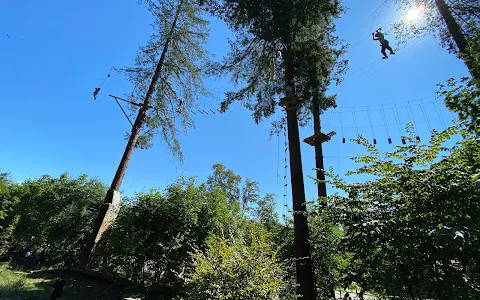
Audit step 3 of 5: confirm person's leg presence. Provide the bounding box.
[381,45,388,58]
[385,41,395,54]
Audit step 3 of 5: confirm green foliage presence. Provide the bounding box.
[203,0,347,132]
[0,262,132,300]
[10,173,106,266]
[393,0,479,52]
[207,163,242,204]
[328,127,480,299]
[185,231,293,300]
[0,173,20,254]
[1,164,286,298]
[0,263,28,300]
[309,208,348,300]
[104,178,233,290]
[253,193,278,228]
[439,27,480,135]
[122,0,211,160]
[206,163,280,230]
[241,178,260,215]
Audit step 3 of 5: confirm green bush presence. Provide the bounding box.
[0,172,20,254]
[104,178,237,292]
[185,231,294,300]
[9,173,106,266]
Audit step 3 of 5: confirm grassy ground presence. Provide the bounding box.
[0,262,128,299]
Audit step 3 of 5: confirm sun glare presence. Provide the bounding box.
[405,6,423,22]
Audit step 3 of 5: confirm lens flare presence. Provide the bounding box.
[405,6,423,22]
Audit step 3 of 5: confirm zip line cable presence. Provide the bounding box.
[320,114,451,130]
[351,14,400,48]
[336,60,385,94]
[1,32,114,69]
[432,99,447,130]
[336,37,423,94]
[337,35,426,96]
[367,107,377,144]
[4,31,448,140]
[334,116,343,176]
[361,0,392,27]
[364,35,425,77]
[419,102,433,132]
[339,110,346,143]
[380,105,392,144]
[352,110,359,136]
[342,59,384,79]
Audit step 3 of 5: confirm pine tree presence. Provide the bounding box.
[202,0,346,298]
[81,0,211,266]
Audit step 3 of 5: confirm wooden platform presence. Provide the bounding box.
[278,95,302,109]
[303,131,336,146]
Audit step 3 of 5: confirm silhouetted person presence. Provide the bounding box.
[359,291,365,300]
[93,87,101,100]
[50,275,66,300]
[343,292,350,300]
[372,28,395,59]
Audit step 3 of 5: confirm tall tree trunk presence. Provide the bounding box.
[312,90,333,298]
[434,0,479,80]
[283,50,317,300]
[80,0,185,267]
[312,91,327,206]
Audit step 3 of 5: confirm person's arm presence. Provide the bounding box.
[372,33,378,40]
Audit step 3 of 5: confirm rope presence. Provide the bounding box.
[367,107,376,143]
[361,0,392,26]
[392,106,403,136]
[283,120,289,218]
[380,105,391,138]
[332,96,438,110]
[334,115,343,176]
[99,67,115,88]
[276,112,281,213]
[404,102,416,131]
[1,32,113,68]
[339,110,345,143]
[325,110,335,127]
[338,36,426,96]
[336,60,384,94]
[352,14,399,48]
[352,110,359,136]
[342,59,383,79]
[114,99,134,127]
[418,102,432,132]
[432,98,447,129]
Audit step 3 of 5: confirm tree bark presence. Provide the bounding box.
[312,91,327,206]
[284,49,317,300]
[434,0,479,80]
[80,0,184,267]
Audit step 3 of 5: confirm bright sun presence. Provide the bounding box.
[405,6,423,22]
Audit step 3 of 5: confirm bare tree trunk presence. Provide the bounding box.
[80,0,185,267]
[312,91,327,206]
[283,49,317,300]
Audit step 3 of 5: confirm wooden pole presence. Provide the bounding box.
[282,49,317,300]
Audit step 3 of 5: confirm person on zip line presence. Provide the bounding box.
[372,28,395,59]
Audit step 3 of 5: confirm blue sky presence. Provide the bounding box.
[0,0,467,217]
